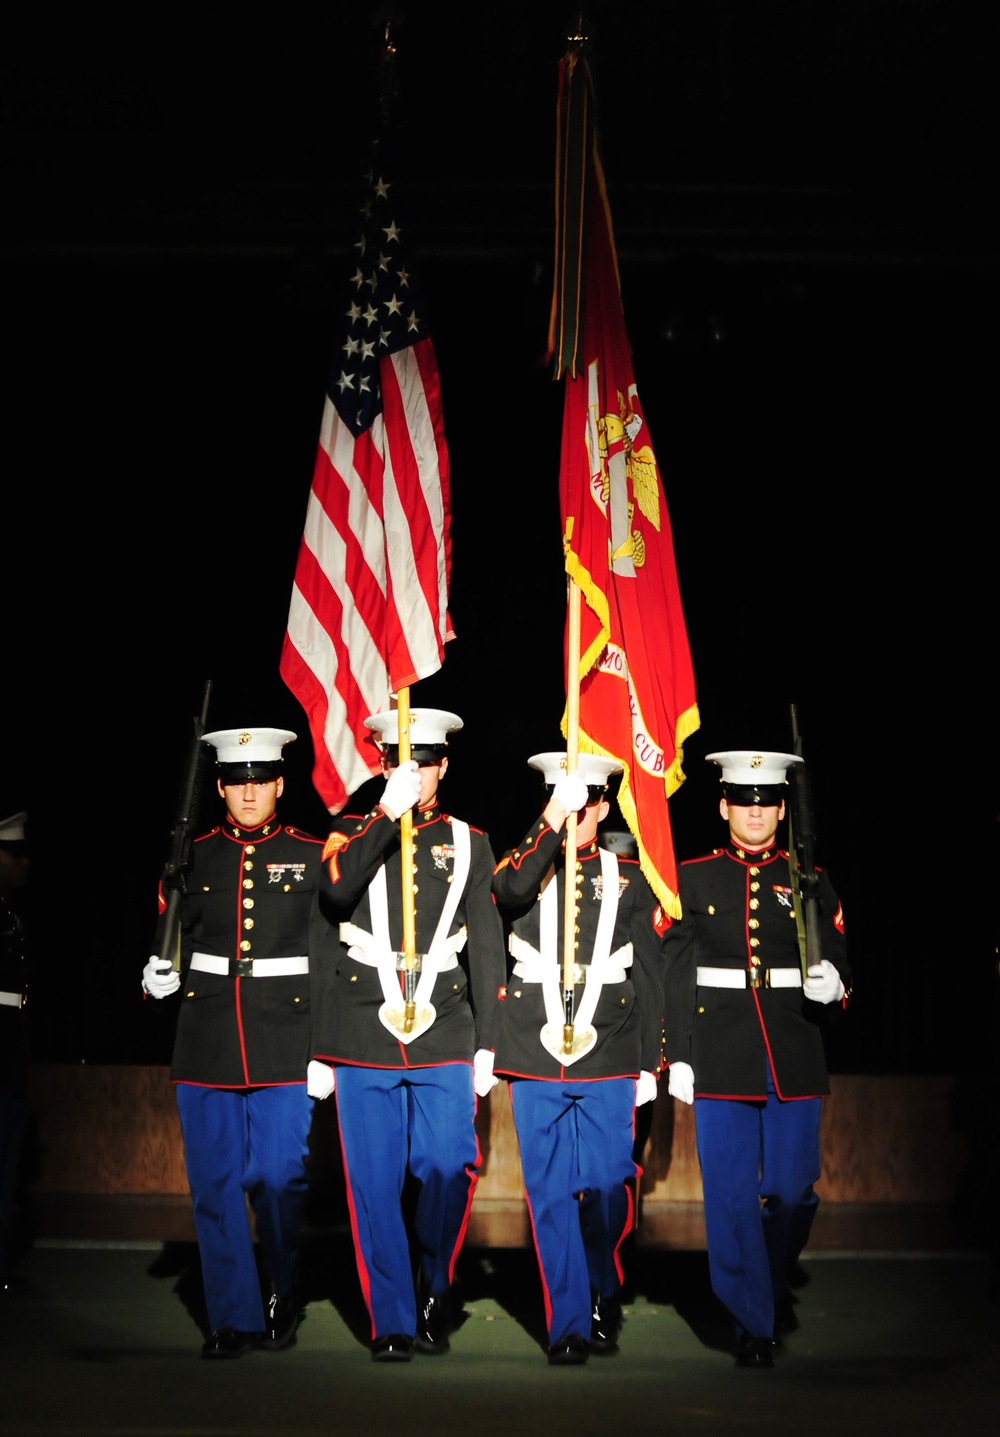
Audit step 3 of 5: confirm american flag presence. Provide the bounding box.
[280,148,454,813]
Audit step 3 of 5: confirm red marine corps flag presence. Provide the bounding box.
[550,38,699,917]
[280,109,453,812]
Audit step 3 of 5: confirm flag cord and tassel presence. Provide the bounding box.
[562,578,583,1054]
[396,687,418,1031]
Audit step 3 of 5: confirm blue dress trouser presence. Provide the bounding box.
[175,1082,313,1334]
[695,1077,821,1341]
[511,1077,637,1347]
[333,1062,478,1340]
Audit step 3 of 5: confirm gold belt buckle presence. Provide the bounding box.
[748,965,763,989]
[235,957,254,979]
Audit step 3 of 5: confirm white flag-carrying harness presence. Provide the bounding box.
[339,819,471,1042]
[508,847,633,1064]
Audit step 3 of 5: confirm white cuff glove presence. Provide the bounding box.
[551,772,590,816]
[667,1061,695,1105]
[142,957,181,1000]
[473,1048,499,1098]
[635,1070,658,1106]
[307,1060,335,1100]
[803,959,846,1005]
[379,759,422,821]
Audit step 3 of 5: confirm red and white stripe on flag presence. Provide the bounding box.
[280,159,453,814]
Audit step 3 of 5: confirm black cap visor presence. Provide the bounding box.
[380,745,447,766]
[722,783,786,806]
[217,761,283,784]
[545,784,608,806]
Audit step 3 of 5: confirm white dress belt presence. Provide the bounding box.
[697,965,802,989]
[338,922,463,972]
[0,990,25,1008]
[509,935,632,986]
[190,953,309,977]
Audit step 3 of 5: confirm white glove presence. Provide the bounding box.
[803,960,846,1005]
[635,1070,658,1106]
[667,1061,695,1105]
[142,957,180,1000]
[379,759,422,820]
[307,1060,335,1100]
[551,772,590,815]
[473,1048,500,1098]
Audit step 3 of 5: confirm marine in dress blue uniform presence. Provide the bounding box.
[492,754,668,1365]
[309,708,507,1362]
[142,727,331,1358]
[0,810,30,1296]
[663,750,850,1368]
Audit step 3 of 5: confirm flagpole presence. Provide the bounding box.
[562,576,583,1054]
[395,686,418,1031]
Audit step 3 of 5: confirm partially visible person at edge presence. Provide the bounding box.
[663,750,850,1369]
[307,707,507,1363]
[491,752,668,1366]
[141,727,334,1359]
[0,808,30,1296]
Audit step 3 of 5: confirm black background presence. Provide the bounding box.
[3,4,997,1072]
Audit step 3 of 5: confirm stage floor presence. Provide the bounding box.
[1,1239,997,1437]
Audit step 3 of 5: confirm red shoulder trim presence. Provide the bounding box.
[680,849,724,868]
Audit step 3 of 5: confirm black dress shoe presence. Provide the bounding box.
[415,1289,453,1354]
[547,1334,589,1365]
[589,1293,622,1353]
[735,1333,775,1369]
[202,1328,260,1360]
[263,1291,301,1350]
[371,1333,414,1362]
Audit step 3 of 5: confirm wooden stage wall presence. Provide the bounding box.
[23,1064,967,1209]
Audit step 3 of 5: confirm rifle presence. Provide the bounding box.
[151,681,213,973]
[787,703,823,980]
